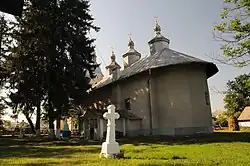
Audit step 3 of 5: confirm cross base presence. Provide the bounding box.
[100,141,120,158]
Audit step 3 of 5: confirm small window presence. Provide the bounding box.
[125,98,131,110]
[205,92,210,105]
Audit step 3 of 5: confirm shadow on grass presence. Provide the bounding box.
[119,132,250,146]
[125,155,187,160]
[0,136,102,147]
[1,132,250,150]
[0,139,100,159]
[11,161,82,166]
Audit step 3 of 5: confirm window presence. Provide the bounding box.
[205,92,210,105]
[124,98,131,110]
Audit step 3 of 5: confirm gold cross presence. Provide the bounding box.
[128,33,132,38]
[109,45,114,52]
[154,16,158,24]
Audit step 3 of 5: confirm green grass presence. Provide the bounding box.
[215,127,250,132]
[0,132,250,166]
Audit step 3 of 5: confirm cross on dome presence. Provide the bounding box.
[128,33,132,38]
[128,33,134,49]
[154,16,158,23]
[154,16,161,34]
[110,46,116,61]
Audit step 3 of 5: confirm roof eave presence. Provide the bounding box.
[205,62,219,78]
[238,119,250,122]
[122,51,141,58]
[92,62,219,90]
[148,36,170,45]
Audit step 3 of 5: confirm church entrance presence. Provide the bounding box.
[90,127,94,140]
[88,118,98,140]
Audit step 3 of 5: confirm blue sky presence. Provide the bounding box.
[89,0,250,112]
[3,0,250,121]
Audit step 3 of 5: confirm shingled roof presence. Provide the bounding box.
[93,47,218,89]
[238,106,250,121]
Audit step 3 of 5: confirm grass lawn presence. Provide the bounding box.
[0,132,250,166]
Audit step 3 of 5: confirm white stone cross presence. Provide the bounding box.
[104,105,120,143]
[100,104,121,158]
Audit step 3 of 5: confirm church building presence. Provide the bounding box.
[79,20,219,140]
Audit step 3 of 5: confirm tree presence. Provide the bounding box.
[37,0,99,139]
[0,0,99,139]
[224,73,250,130]
[0,101,6,119]
[3,120,12,130]
[0,14,13,87]
[213,0,250,67]
[0,15,8,119]
[215,112,228,127]
[7,92,36,134]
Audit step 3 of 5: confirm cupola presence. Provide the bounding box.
[122,36,141,68]
[148,17,170,55]
[105,50,121,76]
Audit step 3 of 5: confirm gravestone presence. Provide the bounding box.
[100,104,121,158]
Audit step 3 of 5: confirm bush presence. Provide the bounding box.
[215,112,228,127]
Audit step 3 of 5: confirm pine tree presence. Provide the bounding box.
[1,0,100,138]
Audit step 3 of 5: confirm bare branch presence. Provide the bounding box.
[209,85,226,95]
[205,51,250,67]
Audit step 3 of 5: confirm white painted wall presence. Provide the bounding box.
[239,121,250,127]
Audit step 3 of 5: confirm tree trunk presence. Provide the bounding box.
[49,116,55,139]
[55,108,62,140]
[35,103,41,137]
[228,116,240,131]
[23,112,36,134]
[56,115,61,140]
[48,98,55,139]
[78,114,81,136]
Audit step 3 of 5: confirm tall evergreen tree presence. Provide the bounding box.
[1,0,100,138]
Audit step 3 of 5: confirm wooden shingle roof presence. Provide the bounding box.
[93,48,218,89]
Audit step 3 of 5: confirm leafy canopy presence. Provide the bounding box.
[213,0,250,67]
[224,73,250,116]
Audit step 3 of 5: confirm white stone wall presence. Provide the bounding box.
[120,73,151,135]
[152,64,213,135]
